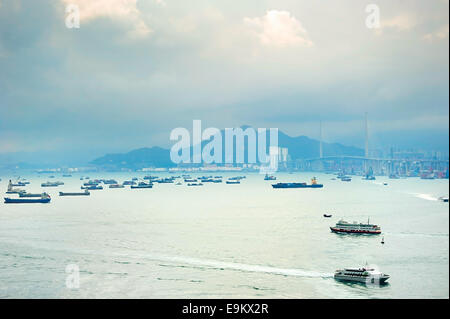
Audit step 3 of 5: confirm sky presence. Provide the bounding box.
[0,0,449,164]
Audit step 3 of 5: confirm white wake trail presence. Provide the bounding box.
[117,253,333,279]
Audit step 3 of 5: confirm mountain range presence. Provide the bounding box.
[90,128,363,169]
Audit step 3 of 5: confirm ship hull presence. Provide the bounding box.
[330,227,381,235]
[272,184,323,188]
[334,275,389,284]
[4,198,51,204]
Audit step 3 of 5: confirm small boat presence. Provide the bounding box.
[123,180,136,185]
[323,214,332,218]
[340,177,351,182]
[334,267,389,284]
[62,174,72,177]
[184,178,197,183]
[383,182,388,186]
[4,193,51,204]
[264,174,276,181]
[60,190,90,196]
[381,237,385,244]
[439,196,449,203]
[226,180,240,184]
[131,182,153,189]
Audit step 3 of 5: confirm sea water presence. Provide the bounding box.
[0,173,448,298]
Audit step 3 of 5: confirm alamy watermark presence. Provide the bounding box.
[170,120,279,173]
[65,4,80,29]
[365,4,380,29]
[65,264,80,289]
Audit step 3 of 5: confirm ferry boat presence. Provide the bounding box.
[4,193,51,204]
[334,267,390,284]
[330,219,381,234]
[60,190,90,196]
[272,177,323,188]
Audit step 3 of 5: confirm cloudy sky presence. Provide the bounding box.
[0,0,448,164]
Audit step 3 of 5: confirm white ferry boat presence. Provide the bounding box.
[334,267,390,284]
[330,219,381,234]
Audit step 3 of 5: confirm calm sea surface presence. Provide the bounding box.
[0,173,448,298]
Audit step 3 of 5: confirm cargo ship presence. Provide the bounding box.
[272,177,323,188]
[330,219,381,234]
[109,184,124,189]
[81,185,103,190]
[131,182,153,189]
[42,181,64,187]
[59,190,90,196]
[4,193,51,204]
[19,192,46,198]
[187,183,203,186]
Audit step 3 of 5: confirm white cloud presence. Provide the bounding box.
[423,24,449,41]
[374,13,417,36]
[382,14,416,30]
[61,0,151,37]
[244,10,313,47]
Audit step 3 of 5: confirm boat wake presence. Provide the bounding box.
[118,253,334,279]
[411,193,439,201]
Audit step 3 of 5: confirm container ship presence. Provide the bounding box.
[272,177,323,188]
[330,219,381,234]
